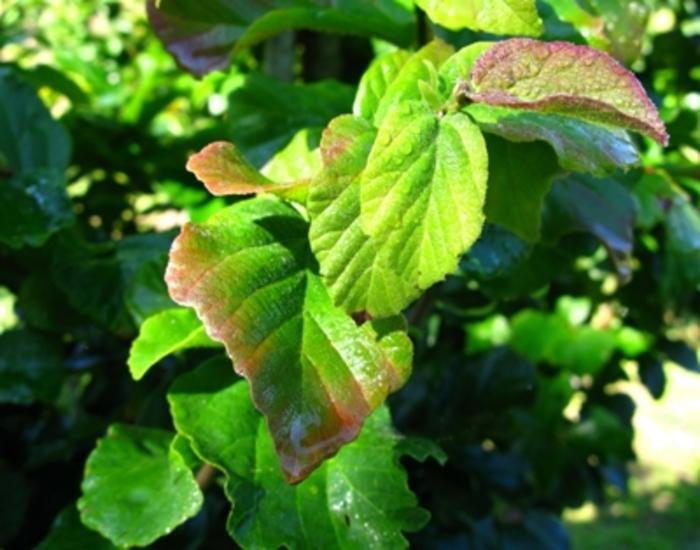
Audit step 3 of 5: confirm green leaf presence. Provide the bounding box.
[353,50,412,122]
[165,198,412,481]
[148,0,415,77]
[309,115,419,316]
[0,329,64,405]
[465,103,640,176]
[52,233,174,336]
[369,40,453,126]
[483,135,559,242]
[0,169,74,249]
[78,424,203,548]
[168,358,429,549]
[261,128,322,182]
[36,504,114,550]
[509,310,617,374]
[0,68,71,173]
[415,0,543,36]
[360,101,489,295]
[227,74,354,166]
[462,38,668,145]
[128,308,219,381]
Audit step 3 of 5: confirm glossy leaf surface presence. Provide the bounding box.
[128,308,219,380]
[165,198,412,481]
[463,39,668,145]
[168,358,429,549]
[78,425,202,548]
[466,103,640,176]
[415,0,543,36]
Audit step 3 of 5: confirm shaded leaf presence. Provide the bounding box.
[148,0,415,77]
[416,0,543,36]
[35,504,114,550]
[0,329,64,405]
[166,198,412,481]
[462,39,668,145]
[466,103,640,176]
[0,169,74,249]
[543,174,637,279]
[128,308,219,381]
[78,424,203,548]
[483,135,559,241]
[168,358,429,549]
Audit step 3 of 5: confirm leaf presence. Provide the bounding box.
[165,198,412,481]
[0,169,74,249]
[0,68,71,173]
[186,141,308,201]
[148,0,415,77]
[465,103,640,176]
[482,134,559,242]
[462,38,668,146]
[52,232,174,336]
[309,115,419,316]
[168,358,429,549]
[0,329,64,405]
[128,308,219,381]
[78,424,203,548]
[360,101,489,293]
[262,128,322,182]
[415,0,543,36]
[227,73,354,166]
[35,504,114,550]
[542,174,637,279]
[368,40,454,126]
[353,49,412,122]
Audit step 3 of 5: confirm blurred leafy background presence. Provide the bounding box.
[0,0,698,548]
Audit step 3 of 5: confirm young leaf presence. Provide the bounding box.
[415,0,543,37]
[128,308,219,381]
[360,101,489,292]
[353,50,412,122]
[148,0,415,77]
[78,425,203,548]
[186,141,307,198]
[168,359,429,549]
[309,115,420,316]
[483,135,559,242]
[462,39,668,146]
[165,198,412,482]
[465,103,640,176]
[369,40,453,126]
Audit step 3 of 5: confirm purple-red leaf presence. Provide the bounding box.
[462,39,668,146]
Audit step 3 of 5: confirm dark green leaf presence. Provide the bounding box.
[35,504,114,550]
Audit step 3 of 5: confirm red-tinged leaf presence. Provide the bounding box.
[461,39,668,146]
[165,198,412,482]
[186,141,307,198]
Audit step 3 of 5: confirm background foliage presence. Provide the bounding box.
[0,0,698,548]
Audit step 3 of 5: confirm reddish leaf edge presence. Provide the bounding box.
[462,39,669,146]
[186,141,309,197]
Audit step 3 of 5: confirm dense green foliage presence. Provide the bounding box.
[1,0,698,548]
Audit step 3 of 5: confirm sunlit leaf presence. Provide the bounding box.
[168,358,429,549]
[165,198,412,481]
[462,39,668,145]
